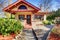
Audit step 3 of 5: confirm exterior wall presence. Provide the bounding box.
[4,12,15,18]
[4,12,11,18]
[15,12,33,20]
[4,11,47,22]
[12,7,18,10]
[12,3,34,10]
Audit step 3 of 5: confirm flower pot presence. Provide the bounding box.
[0,34,16,40]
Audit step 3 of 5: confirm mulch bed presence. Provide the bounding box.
[48,33,60,40]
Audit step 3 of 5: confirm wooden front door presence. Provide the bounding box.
[26,15,31,24]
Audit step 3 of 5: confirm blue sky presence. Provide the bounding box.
[12,0,60,11]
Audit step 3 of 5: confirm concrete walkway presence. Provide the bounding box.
[32,21,54,40]
[14,20,54,40]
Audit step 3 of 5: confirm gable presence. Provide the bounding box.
[12,3,34,11]
[3,0,40,12]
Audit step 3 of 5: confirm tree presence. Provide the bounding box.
[0,0,12,11]
[0,0,12,7]
[39,0,52,12]
[0,0,12,18]
[47,9,60,20]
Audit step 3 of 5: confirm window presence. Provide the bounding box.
[18,5,27,9]
[19,15,25,20]
[34,15,44,20]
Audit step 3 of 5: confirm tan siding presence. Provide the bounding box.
[12,3,34,10]
[15,12,32,20]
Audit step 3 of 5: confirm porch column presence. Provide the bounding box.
[15,14,19,20]
[44,14,46,21]
[25,15,26,19]
[31,14,34,21]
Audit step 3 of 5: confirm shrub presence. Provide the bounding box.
[56,21,60,24]
[51,27,60,36]
[47,14,55,20]
[0,18,23,36]
[42,20,54,25]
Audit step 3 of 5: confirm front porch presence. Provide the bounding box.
[18,13,47,25]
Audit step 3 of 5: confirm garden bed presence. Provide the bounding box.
[0,18,23,40]
[48,32,60,40]
[0,34,15,40]
[47,24,60,40]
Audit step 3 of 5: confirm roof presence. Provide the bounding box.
[34,11,49,15]
[3,0,40,12]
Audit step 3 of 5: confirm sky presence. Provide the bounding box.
[51,0,60,11]
[12,0,60,11]
[0,0,60,11]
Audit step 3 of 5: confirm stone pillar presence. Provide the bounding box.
[44,14,46,21]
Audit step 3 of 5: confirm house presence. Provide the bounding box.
[3,0,48,25]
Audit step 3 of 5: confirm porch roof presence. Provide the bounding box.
[3,0,40,13]
[35,11,48,15]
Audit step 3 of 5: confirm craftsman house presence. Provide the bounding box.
[3,0,48,24]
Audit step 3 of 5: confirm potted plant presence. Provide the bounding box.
[0,18,23,40]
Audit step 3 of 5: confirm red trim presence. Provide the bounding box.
[3,1,19,11]
[22,1,40,10]
[5,10,34,14]
[3,0,40,12]
[11,10,34,12]
[35,14,44,16]
[35,14,45,15]
[35,12,48,15]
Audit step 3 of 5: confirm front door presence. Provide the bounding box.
[26,15,31,24]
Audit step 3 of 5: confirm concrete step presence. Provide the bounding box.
[24,33,33,35]
[24,35,34,37]
[38,37,43,40]
[24,35,34,38]
[25,38,35,40]
[36,35,44,37]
